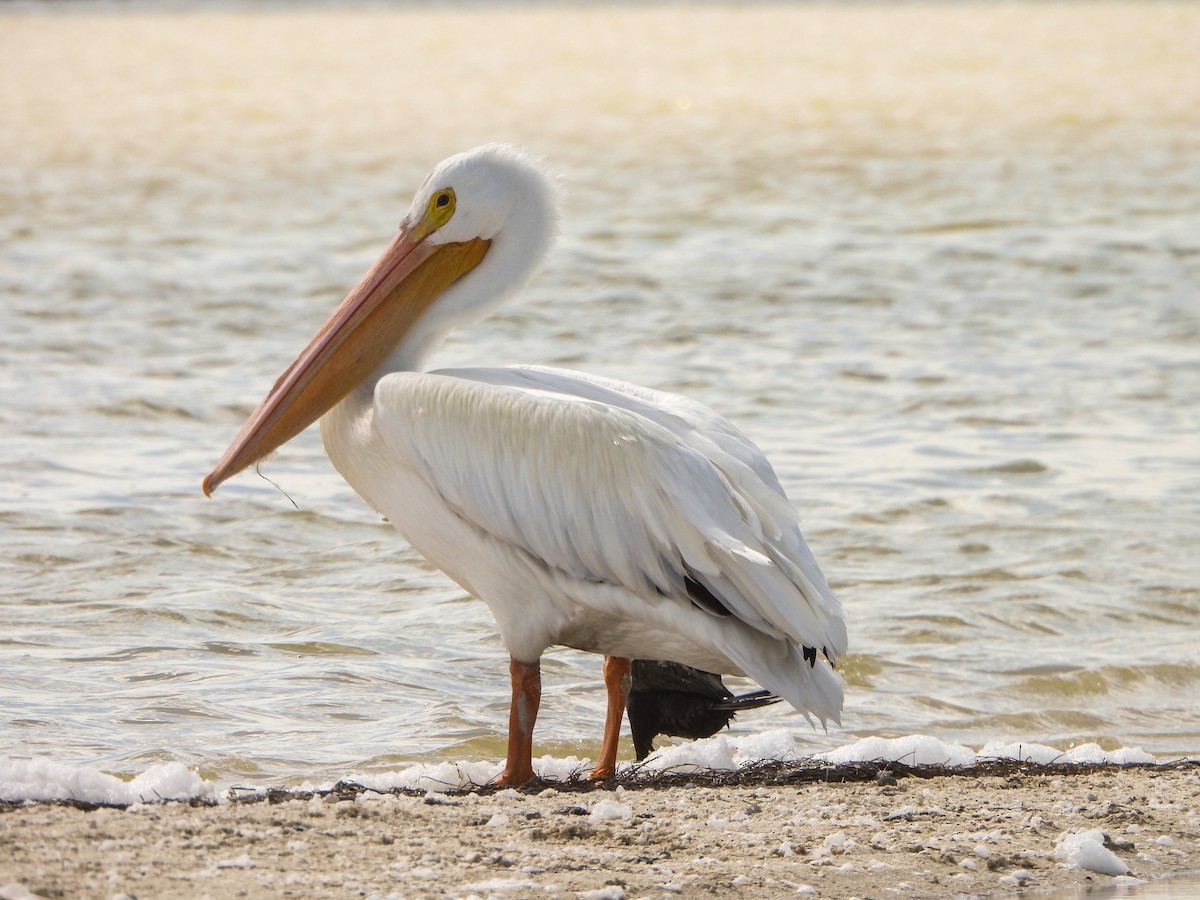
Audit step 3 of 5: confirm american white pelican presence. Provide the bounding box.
[204,144,847,786]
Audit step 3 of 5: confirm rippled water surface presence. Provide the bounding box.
[1,2,1198,785]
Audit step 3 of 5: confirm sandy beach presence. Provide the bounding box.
[3,763,1199,899]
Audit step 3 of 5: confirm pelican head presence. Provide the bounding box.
[203,144,557,497]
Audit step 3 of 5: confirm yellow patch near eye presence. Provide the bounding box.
[427,188,456,228]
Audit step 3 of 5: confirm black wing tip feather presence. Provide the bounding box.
[802,645,836,668]
[683,572,734,618]
[713,689,782,714]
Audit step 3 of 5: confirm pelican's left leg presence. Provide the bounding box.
[498,656,541,786]
[590,655,632,780]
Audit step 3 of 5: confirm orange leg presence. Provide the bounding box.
[497,657,541,786]
[590,655,632,780]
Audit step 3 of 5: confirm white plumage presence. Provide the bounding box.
[206,144,847,784]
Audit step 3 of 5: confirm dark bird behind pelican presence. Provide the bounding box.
[626,659,782,760]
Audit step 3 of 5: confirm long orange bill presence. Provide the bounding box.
[203,230,490,497]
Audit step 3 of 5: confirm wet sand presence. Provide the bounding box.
[3,765,1199,898]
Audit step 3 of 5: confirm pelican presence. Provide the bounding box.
[204,144,847,786]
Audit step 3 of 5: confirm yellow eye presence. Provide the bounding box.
[427,188,456,227]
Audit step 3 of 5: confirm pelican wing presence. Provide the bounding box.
[374,368,847,664]
[434,365,846,659]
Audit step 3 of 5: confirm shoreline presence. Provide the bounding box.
[4,762,1199,899]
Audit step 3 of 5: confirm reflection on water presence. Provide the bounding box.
[1044,876,1200,900]
[1,2,1198,784]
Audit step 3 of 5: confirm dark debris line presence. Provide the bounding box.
[5,758,1197,813]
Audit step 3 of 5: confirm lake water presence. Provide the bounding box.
[1,2,1197,786]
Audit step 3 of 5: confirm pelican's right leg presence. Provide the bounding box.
[498,656,541,786]
[590,655,632,780]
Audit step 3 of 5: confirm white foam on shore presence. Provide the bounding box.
[638,732,1156,774]
[339,755,593,794]
[815,735,977,767]
[1055,828,1131,875]
[339,732,1161,793]
[0,758,218,806]
[978,741,1156,765]
[0,735,1163,803]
